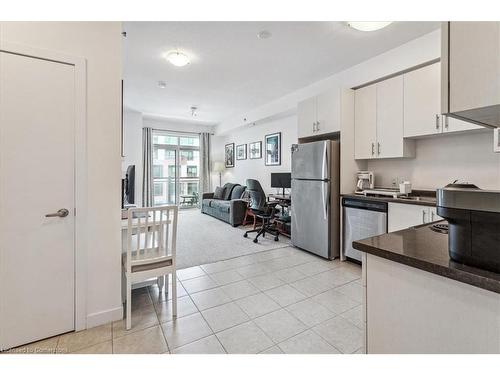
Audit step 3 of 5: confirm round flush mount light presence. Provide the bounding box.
[158,80,167,89]
[257,30,272,39]
[164,51,190,67]
[347,22,393,32]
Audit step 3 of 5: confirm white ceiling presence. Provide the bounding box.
[123,21,440,125]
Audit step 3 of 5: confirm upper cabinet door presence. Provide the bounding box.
[297,96,317,138]
[443,116,482,133]
[354,85,377,159]
[376,75,404,158]
[449,22,500,113]
[404,62,441,137]
[316,89,340,135]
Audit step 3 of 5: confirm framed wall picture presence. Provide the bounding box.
[249,141,262,159]
[265,132,281,166]
[225,143,235,168]
[236,144,247,160]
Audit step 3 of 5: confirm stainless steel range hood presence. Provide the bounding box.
[441,22,500,128]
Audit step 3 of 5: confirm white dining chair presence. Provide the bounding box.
[123,205,178,330]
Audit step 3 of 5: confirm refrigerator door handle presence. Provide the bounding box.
[322,142,328,180]
[322,181,328,220]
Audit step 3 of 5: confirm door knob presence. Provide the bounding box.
[45,208,69,218]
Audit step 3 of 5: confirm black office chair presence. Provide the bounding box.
[243,179,280,243]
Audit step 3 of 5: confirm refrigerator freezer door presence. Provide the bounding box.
[291,179,330,258]
[292,140,329,180]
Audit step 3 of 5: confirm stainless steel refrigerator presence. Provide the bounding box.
[291,140,340,259]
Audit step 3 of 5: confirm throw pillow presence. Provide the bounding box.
[213,186,225,200]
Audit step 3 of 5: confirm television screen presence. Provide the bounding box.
[122,165,135,206]
[271,173,291,188]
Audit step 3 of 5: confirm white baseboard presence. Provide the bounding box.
[86,306,123,329]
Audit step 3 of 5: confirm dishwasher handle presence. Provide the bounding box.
[342,197,387,212]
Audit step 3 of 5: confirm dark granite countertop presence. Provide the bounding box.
[353,223,500,294]
[342,192,437,207]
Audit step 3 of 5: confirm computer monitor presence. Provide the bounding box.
[271,172,291,195]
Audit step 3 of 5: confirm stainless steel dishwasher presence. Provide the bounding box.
[342,197,388,262]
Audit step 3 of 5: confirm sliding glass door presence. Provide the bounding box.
[152,131,200,208]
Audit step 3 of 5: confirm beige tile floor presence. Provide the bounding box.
[6,246,364,354]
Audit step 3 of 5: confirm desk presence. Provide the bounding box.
[268,194,291,203]
[268,194,291,237]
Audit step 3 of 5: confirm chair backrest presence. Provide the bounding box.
[246,179,267,211]
[125,205,178,273]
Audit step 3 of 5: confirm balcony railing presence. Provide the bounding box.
[153,177,199,208]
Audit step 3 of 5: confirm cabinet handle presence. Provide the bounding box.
[444,115,449,130]
[435,114,440,130]
[371,143,375,156]
[377,142,381,155]
[312,122,316,132]
[316,121,320,131]
[422,210,426,224]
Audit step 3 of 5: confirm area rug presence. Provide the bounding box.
[175,209,291,269]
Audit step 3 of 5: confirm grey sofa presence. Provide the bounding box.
[201,183,247,227]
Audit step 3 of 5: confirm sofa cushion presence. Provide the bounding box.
[213,186,225,200]
[231,185,246,200]
[222,183,239,200]
[210,199,231,213]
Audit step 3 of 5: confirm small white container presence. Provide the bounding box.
[399,181,412,194]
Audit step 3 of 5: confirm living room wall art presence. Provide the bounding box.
[265,132,281,166]
[236,144,247,160]
[249,141,262,159]
[225,143,235,168]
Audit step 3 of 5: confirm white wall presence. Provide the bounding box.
[217,115,298,194]
[367,130,500,190]
[0,22,123,327]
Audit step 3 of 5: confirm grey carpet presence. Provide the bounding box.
[176,209,291,269]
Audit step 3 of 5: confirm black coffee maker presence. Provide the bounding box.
[437,182,500,273]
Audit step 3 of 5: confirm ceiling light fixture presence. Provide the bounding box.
[257,30,272,39]
[158,80,167,89]
[164,51,190,67]
[347,21,393,32]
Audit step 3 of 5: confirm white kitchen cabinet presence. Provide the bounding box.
[388,203,428,232]
[297,89,340,138]
[316,89,340,135]
[376,75,407,158]
[403,62,442,137]
[297,96,317,138]
[429,207,443,223]
[443,115,482,133]
[354,78,414,160]
[446,22,500,115]
[388,202,442,233]
[354,85,377,159]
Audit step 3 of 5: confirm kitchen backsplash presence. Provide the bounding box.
[366,130,500,191]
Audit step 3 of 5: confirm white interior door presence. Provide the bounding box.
[0,51,76,350]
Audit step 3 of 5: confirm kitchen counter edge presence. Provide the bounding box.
[352,224,500,294]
